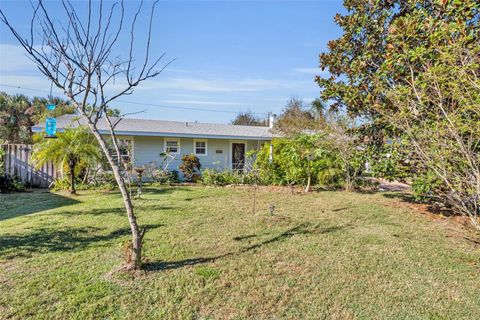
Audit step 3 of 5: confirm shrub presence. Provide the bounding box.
[367,141,409,182]
[411,171,443,203]
[51,177,116,192]
[201,169,225,186]
[353,177,380,192]
[254,135,345,189]
[179,154,201,182]
[201,168,265,186]
[0,174,25,193]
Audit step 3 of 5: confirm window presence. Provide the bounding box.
[165,139,180,154]
[194,140,207,155]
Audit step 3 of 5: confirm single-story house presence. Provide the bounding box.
[33,114,275,172]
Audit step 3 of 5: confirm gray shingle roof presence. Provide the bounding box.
[33,114,274,140]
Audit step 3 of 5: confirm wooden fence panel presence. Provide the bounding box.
[1,144,58,188]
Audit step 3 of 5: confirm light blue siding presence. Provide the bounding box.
[131,136,267,173]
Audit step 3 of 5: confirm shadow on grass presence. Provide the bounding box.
[142,187,190,196]
[0,190,80,221]
[382,192,417,203]
[382,192,453,216]
[144,223,350,272]
[54,205,175,217]
[0,223,164,259]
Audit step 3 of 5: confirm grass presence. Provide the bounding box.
[1,186,480,319]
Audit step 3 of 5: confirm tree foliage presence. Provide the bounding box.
[274,97,324,137]
[255,133,346,191]
[230,111,267,126]
[318,0,480,227]
[0,92,75,144]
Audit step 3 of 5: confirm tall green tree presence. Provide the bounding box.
[32,127,100,194]
[317,0,479,141]
[318,0,480,227]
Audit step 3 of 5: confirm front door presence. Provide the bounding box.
[232,143,246,170]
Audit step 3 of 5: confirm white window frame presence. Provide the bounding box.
[164,138,180,155]
[193,139,208,156]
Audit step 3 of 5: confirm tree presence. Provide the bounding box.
[230,111,267,126]
[0,92,76,144]
[318,0,480,226]
[323,112,364,192]
[0,93,36,144]
[32,126,100,194]
[274,97,319,137]
[385,42,480,230]
[31,96,76,123]
[0,0,172,269]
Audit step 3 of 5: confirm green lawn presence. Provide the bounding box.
[1,186,479,319]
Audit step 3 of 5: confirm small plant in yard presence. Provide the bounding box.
[195,266,220,280]
[179,154,201,182]
[31,126,100,194]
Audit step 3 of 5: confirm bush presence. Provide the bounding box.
[179,154,201,182]
[201,168,265,186]
[51,177,116,192]
[254,136,346,188]
[0,174,26,193]
[411,171,442,202]
[148,169,179,185]
[353,177,380,192]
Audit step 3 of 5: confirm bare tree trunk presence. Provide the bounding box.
[85,120,143,269]
[0,0,171,270]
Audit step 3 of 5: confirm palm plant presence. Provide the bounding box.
[32,126,100,194]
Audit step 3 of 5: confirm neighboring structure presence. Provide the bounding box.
[32,114,275,172]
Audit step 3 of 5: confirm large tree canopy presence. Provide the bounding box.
[318,0,480,228]
[317,0,480,140]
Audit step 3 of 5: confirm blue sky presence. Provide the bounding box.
[0,0,344,123]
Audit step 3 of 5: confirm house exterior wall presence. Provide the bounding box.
[130,136,265,172]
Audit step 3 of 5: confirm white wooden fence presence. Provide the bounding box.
[1,144,58,188]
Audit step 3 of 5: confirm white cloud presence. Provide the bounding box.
[140,77,286,92]
[0,44,315,97]
[160,99,245,106]
[0,44,37,72]
[292,67,326,75]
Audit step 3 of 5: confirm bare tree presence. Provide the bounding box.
[324,112,363,192]
[0,0,173,269]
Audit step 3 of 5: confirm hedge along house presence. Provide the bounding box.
[32,114,275,175]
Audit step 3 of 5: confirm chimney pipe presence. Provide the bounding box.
[268,113,276,129]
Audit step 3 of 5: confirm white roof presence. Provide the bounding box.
[33,114,274,140]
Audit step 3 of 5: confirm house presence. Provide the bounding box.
[32,114,275,173]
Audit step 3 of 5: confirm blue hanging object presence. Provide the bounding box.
[45,117,57,137]
[46,104,56,111]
